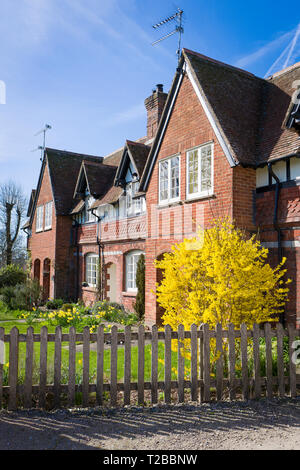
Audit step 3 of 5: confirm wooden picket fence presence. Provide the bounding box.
[0,323,299,410]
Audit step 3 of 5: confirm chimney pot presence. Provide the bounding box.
[145,84,168,139]
[156,84,163,93]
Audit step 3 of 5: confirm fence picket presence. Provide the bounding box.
[199,324,204,402]
[8,327,19,411]
[151,325,158,404]
[24,327,34,408]
[177,324,185,403]
[240,323,249,400]
[39,326,48,409]
[216,323,223,401]
[82,326,90,407]
[110,325,118,406]
[68,327,76,407]
[253,323,261,399]
[96,325,104,406]
[288,323,297,398]
[191,324,198,402]
[54,326,62,408]
[0,328,4,408]
[124,325,131,405]
[138,324,145,406]
[164,325,172,404]
[276,323,285,398]
[228,323,236,400]
[203,324,211,402]
[264,323,273,399]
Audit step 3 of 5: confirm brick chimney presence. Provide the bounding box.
[144,84,168,139]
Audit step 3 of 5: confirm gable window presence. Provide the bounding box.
[85,196,96,223]
[125,250,143,291]
[85,253,98,287]
[186,143,213,199]
[159,155,180,204]
[36,205,44,232]
[126,181,142,217]
[44,201,53,230]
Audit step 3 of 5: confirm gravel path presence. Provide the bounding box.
[0,398,300,450]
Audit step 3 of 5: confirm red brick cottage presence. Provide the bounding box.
[24,48,300,326]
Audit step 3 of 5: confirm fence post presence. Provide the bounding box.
[253,323,261,399]
[264,323,273,399]
[24,327,34,408]
[54,326,62,408]
[199,324,204,402]
[151,325,158,405]
[276,323,285,398]
[164,325,172,404]
[68,326,76,407]
[177,324,185,403]
[110,325,118,406]
[124,325,131,406]
[228,323,236,400]
[8,327,19,411]
[39,326,48,409]
[191,324,198,402]
[82,326,90,407]
[203,324,210,402]
[137,324,145,406]
[216,323,223,401]
[288,323,297,398]
[96,325,104,406]
[240,323,249,400]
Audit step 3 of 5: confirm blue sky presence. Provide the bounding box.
[0,0,300,198]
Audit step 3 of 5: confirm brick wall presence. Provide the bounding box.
[144,73,236,325]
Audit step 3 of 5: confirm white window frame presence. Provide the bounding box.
[44,201,53,230]
[125,250,143,292]
[85,196,97,224]
[158,154,181,205]
[85,253,98,287]
[186,143,214,200]
[36,205,44,232]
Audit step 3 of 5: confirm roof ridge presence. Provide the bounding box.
[126,139,150,148]
[266,60,300,80]
[46,147,102,160]
[183,48,258,79]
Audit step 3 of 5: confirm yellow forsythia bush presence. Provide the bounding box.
[156,219,291,331]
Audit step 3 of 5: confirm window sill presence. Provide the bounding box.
[122,291,137,297]
[82,286,97,292]
[157,200,182,209]
[36,229,43,233]
[184,193,215,203]
[44,227,52,232]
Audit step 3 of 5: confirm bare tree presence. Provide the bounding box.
[0,181,27,266]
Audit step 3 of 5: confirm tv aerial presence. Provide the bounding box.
[152,8,184,64]
[32,124,52,161]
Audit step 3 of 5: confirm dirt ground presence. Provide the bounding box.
[0,398,299,450]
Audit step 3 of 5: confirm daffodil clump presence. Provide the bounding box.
[156,218,291,331]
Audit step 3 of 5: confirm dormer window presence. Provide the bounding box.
[85,195,96,223]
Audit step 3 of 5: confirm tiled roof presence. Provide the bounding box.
[183,49,264,167]
[126,140,150,177]
[257,63,300,164]
[90,186,123,208]
[83,160,118,197]
[46,148,103,215]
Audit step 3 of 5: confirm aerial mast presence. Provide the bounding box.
[152,8,184,64]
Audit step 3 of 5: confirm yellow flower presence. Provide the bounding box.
[78,359,82,365]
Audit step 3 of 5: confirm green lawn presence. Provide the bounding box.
[0,320,180,386]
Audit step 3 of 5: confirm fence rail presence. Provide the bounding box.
[0,323,299,410]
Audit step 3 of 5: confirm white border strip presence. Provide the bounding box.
[185,62,236,168]
[261,241,300,248]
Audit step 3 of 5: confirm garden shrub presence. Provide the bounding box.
[46,298,64,310]
[0,279,42,310]
[0,264,27,289]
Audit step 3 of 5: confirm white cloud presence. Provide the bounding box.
[235,28,295,69]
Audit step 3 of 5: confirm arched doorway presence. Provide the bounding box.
[106,263,117,303]
[43,258,51,301]
[156,252,168,325]
[33,259,40,282]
